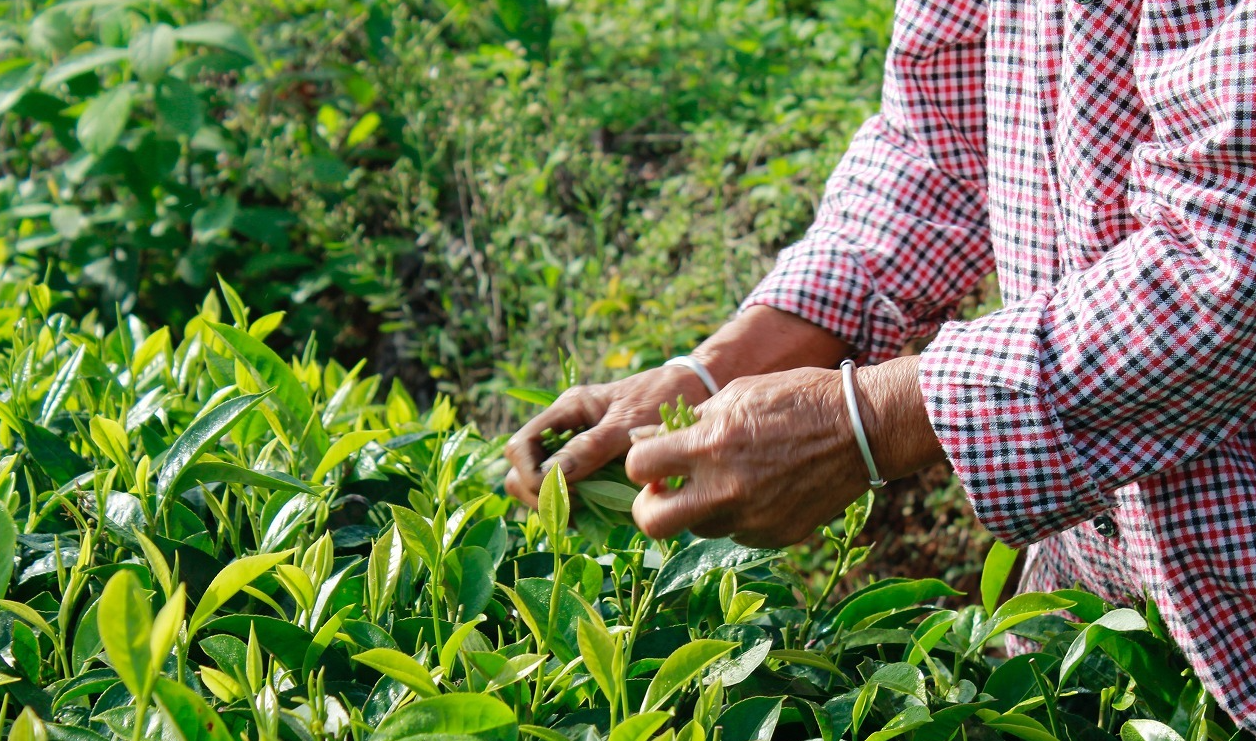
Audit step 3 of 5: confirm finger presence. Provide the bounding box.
[689,512,737,540]
[504,467,540,508]
[624,429,699,484]
[628,425,660,442]
[544,422,631,483]
[506,391,604,492]
[632,478,725,539]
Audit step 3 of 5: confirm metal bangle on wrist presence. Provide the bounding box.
[664,355,720,397]
[840,359,887,489]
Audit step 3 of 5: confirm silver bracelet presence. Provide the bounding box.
[840,359,887,489]
[664,355,720,397]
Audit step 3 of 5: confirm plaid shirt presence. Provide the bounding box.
[742,0,1256,724]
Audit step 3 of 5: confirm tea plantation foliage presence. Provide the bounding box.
[0,1,1248,740]
[0,280,1242,741]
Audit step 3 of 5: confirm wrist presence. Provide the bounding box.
[853,356,945,481]
[691,306,854,388]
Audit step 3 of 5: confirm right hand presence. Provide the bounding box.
[504,365,711,507]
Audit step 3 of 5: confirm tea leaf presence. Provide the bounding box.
[352,648,440,698]
[577,618,618,704]
[653,540,781,598]
[153,675,235,741]
[150,584,186,667]
[537,465,570,549]
[98,570,152,697]
[130,23,175,84]
[0,502,15,598]
[188,550,295,635]
[1059,608,1147,686]
[312,429,388,482]
[980,541,1019,616]
[717,696,784,741]
[641,639,736,713]
[866,705,933,741]
[967,593,1076,656]
[157,390,271,498]
[610,712,672,741]
[78,86,133,155]
[1121,720,1187,741]
[372,694,517,741]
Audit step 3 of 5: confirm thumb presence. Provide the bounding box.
[544,423,631,483]
[624,427,698,484]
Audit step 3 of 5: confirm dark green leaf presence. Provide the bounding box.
[156,391,271,498]
[718,696,784,741]
[653,540,782,598]
[152,676,233,741]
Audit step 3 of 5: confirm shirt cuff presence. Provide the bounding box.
[917,293,1112,547]
[739,234,910,365]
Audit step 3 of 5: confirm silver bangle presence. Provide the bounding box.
[840,359,887,489]
[664,355,720,397]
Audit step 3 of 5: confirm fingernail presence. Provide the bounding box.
[541,456,571,475]
[629,425,659,441]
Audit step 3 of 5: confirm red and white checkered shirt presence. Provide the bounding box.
[743,0,1256,725]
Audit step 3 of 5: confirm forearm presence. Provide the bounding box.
[690,306,853,388]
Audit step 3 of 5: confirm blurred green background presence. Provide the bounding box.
[0,0,892,430]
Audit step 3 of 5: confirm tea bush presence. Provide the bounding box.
[0,279,1240,741]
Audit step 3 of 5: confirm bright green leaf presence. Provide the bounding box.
[188,549,295,635]
[78,86,133,155]
[641,639,736,713]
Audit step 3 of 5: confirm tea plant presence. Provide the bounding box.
[0,279,1240,740]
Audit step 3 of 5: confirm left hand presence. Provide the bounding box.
[625,356,944,548]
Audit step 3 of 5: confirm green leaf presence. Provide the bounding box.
[42,46,129,89]
[981,541,1019,616]
[346,112,381,148]
[352,647,440,698]
[767,649,842,675]
[156,390,271,497]
[833,579,964,631]
[505,387,558,407]
[207,323,329,457]
[40,344,85,427]
[0,600,56,642]
[653,540,781,598]
[188,549,295,635]
[1059,608,1147,686]
[172,22,254,60]
[98,570,152,697]
[967,593,1075,656]
[575,479,639,512]
[312,429,388,482]
[979,712,1061,741]
[90,416,133,480]
[906,610,957,665]
[577,617,618,703]
[392,506,439,570]
[537,465,570,548]
[18,419,90,487]
[152,676,234,741]
[866,706,933,741]
[372,694,517,741]
[367,525,404,622]
[156,77,203,137]
[438,615,489,677]
[1121,720,1186,741]
[149,584,186,667]
[443,545,494,622]
[717,696,784,741]
[610,712,672,741]
[869,663,928,704]
[179,462,311,494]
[9,707,47,741]
[641,639,737,713]
[78,86,133,155]
[0,501,15,597]
[915,703,992,741]
[129,23,175,83]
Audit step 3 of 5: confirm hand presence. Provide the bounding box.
[504,365,711,507]
[626,357,943,548]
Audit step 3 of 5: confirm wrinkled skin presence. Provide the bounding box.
[626,367,871,548]
[504,365,709,508]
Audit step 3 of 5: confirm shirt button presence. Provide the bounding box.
[1094,515,1117,538]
